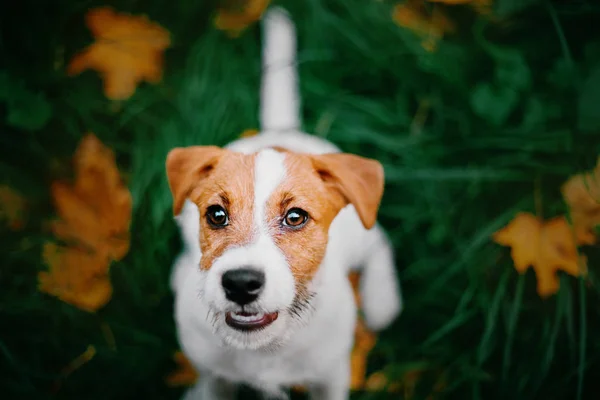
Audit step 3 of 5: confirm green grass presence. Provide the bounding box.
[1,0,600,399]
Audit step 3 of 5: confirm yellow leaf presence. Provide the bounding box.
[365,371,402,393]
[392,0,455,51]
[0,186,27,230]
[67,7,171,100]
[165,351,199,387]
[561,157,600,245]
[39,133,132,312]
[50,133,132,261]
[39,243,113,312]
[493,212,586,297]
[215,0,271,37]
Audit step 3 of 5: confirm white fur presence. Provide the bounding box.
[171,7,402,400]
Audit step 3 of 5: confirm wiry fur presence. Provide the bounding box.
[170,7,402,400]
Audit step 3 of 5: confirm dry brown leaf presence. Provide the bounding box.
[50,133,132,260]
[39,133,132,312]
[561,157,600,245]
[392,0,455,52]
[215,0,271,37]
[165,351,199,387]
[39,243,113,312]
[0,185,27,230]
[67,7,171,100]
[493,212,586,297]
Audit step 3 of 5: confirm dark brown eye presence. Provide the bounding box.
[206,205,228,228]
[283,208,309,228]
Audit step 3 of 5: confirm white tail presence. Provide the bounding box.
[260,7,301,132]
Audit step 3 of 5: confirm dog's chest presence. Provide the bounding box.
[218,349,318,385]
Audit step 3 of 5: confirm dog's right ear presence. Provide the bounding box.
[165,146,224,215]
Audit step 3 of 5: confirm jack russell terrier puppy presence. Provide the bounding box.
[166,7,402,400]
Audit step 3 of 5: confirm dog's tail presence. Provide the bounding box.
[357,225,403,331]
[260,7,301,132]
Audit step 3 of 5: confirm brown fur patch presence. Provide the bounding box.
[187,152,257,270]
[265,153,346,288]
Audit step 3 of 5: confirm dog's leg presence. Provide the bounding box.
[358,224,403,331]
[308,359,351,400]
[181,374,237,400]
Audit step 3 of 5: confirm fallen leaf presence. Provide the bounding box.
[50,133,132,260]
[365,371,402,393]
[493,212,586,297]
[39,243,113,312]
[39,133,132,312]
[0,185,27,230]
[67,7,171,100]
[392,0,455,51]
[561,157,600,245]
[215,0,271,37]
[165,351,199,387]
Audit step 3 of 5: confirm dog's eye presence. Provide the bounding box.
[283,208,309,228]
[206,205,229,228]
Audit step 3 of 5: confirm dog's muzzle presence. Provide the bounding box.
[221,267,279,332]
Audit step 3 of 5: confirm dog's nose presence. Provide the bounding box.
[221,268,265,305]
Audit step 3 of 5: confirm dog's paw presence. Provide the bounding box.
[361,278,403,331]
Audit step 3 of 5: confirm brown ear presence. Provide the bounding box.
[311,153,385,229]
[165,146,224,215]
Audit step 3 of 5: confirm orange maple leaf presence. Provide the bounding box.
[39,133,132,312]
[392,0,455,52]
[493,212,586,297]
[0,186,27,230]
[49,134,132,260]
[39,243,113,312]
[67,7,171,100]
[561,157,600,245]
[215,0,271,37]
[165,351,199,387]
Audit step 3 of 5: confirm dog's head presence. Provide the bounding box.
[166,146,384,350]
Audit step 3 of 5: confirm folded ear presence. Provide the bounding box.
[311,153,385,229]
[165,146,224,215]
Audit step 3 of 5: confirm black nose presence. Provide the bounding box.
[221,268,265,305]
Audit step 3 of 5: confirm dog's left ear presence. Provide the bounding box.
[165,146,225,216]
[311,153,385,229]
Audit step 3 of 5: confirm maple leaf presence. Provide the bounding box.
[39,133,132,312]
[50,133,132,260]
[165,351,199,387]
[215,0,271,37]
[392,0,455,52]
[39,243,113,312]
[561,157,600,245]
[67,7,171,100]
[0,185,27,230]
[493,212,586,297]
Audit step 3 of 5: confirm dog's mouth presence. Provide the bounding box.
[225,311,279,332]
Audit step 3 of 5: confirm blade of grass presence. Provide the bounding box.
[502,272,525,381]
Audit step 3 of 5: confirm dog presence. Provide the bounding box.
[166,7,403,400]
